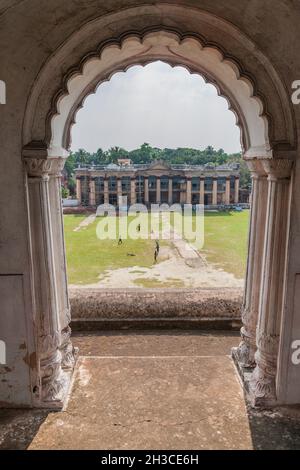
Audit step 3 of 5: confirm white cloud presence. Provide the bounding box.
[71,61,241,154]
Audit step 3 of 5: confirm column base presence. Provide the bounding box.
[232,348,278,408]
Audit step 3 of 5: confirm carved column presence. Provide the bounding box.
[250,159,293,405]
[200,178,205,205]
[89,178,96,206]
[234,177,240,204]
[131,178,136,205]
[168,178,173,205]
[232,159,268,370]
[48,159,76,373]
[186,178,192,205]
[24,155,73,407]
[225,177,231,205]
[156,177,161,204]
[144,177,149,205]
[212,178,218,205]
[104,178,109,204]
[76,177,81,204]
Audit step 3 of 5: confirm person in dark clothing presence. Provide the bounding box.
[155,240,160,253]
[118,236,123,245]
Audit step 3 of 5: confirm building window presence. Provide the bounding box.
[121,176,131,192]
[192,177,200,191]
[148,176,157,190]
[218,177,226,192]
[173,176,181,190]
[108,176,117,191]
[109,193,117,206]
[205,177,213,192]
[161,176,169,191]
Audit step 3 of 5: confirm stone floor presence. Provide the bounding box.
[1,331,300,450]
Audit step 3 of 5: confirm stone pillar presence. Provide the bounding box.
[250,159,293,406]
[48,160,76,373]
[144,177,149,205]
[131,178,136,205]
[186,178,192,205]
[76,177,81,204]
[104,178,109,204]
[156,177,161,204]
[200,178,205,205]
[212,178,218,205]
[168,177,173,205]
[24,155,74,408]
[232,159,268,371]
[225,177,231,205]
[117,178,122,205]
[234,177,240,204]
[89,178,96,206]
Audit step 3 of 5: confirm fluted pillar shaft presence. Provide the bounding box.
[225,178,231,205]
[200,178,205,205]
[89,178,96,206]
[76,177,81,204]
[131,178,136,205]
[186,178,192,204]
[144,178,149,205]
[250,159,293,405]
[233,159,268,369]
[156,177,161,204]
[168,178,173,205]
[212,178,218,205]
[104,178,109,204]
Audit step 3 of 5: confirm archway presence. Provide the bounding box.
[20,7,297,409]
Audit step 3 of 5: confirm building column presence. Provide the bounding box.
[250,159,293,406]
[76,177,81,204]
[186,178,192,205]
[144,177,149,205]
[200,178,205,205]
[89,178,96,206]
[212,178,218,205]
[232,159,268,371]
[24,155,75,408]
[168,177,173,205]
[117,177,122,205]
[234,177,240,204]
[156,177,161,204]
[131,178,136,205]
[104,178,109,204]
[225,177,231,205]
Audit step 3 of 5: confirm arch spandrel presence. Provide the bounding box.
[22,5,297,160]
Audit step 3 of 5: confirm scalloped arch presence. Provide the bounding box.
[48,31,271,158]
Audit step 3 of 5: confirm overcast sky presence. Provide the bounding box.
[71,61,241,154]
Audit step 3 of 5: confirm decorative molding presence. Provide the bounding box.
[24,156,67,177]
[46,30,273,157]
[262,159,293,179]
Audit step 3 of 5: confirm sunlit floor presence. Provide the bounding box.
[1,332,300,450]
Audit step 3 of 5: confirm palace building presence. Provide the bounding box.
[75,160,241,207]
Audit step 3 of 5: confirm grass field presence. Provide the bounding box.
[64,211,249,285]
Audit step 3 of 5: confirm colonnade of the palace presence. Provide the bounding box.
[75,175,240,206]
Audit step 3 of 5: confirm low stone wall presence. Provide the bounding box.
[69,288,243,329]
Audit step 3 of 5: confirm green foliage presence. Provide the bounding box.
[66,144,250,188]
[61,186,69,198]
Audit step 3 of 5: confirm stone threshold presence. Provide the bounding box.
[71,317,242,331]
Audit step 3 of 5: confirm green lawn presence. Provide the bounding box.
[200,211,249,279]
[64,214,160,284]
[64,211,250,284]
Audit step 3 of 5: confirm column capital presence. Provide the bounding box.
[245,158,268,177]
[262,159,293,180]
[24,156,67,178]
